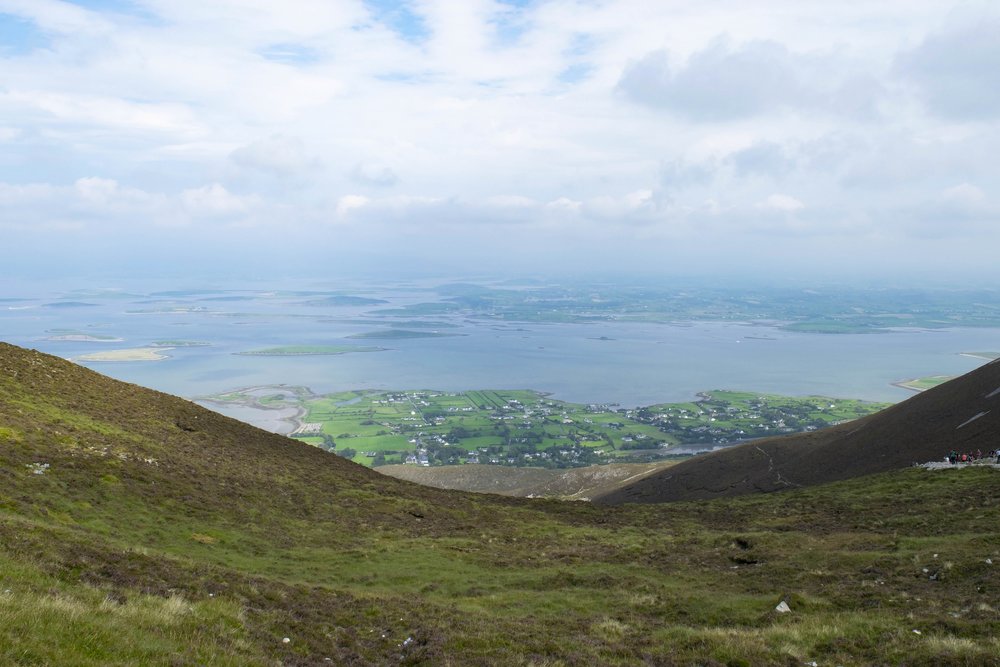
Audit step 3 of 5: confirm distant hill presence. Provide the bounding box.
[2,341,999,665]
[378,460,676,499]
[595,358,1000,505]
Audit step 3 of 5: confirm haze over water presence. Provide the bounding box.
[3,281,995,409]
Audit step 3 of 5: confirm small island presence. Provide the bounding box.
[150,340,211,347]
[75,347,173,362]
[45,333,124,342]
[236,345,385,356]
[346,329,465,340]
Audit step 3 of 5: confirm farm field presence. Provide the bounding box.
[205,386,889,468]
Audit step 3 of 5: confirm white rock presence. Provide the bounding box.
[775,601,791,613]
[282,637,290,644]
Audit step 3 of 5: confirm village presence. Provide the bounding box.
[268,387,889,468]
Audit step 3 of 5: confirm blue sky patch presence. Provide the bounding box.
[0,13,50,55]
[64,0,158,22]
[557,63,594,84]
[363,0,430,43]
[490,4,532,47]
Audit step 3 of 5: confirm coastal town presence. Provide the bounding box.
[206,386,888,468]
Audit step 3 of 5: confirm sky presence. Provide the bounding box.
[1,0,998,283]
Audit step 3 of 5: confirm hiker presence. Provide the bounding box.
[949,450,958,464]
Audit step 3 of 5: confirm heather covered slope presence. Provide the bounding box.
[596,358,1000,505]
[377,460,676,499]
[2,342,1000,665]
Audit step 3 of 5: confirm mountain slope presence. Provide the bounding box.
[2,342,999,665]
[377,460,676,499]
[595,358,1000,505]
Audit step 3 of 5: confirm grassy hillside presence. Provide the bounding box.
[1,342,999,665]
[597,357,1000,505]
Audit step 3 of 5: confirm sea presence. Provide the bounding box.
[2,281,997,419]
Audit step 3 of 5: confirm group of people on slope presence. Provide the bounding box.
[946,449,1000,465]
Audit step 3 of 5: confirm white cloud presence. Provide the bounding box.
[335,194,370,219]
[2,90,203,136]
[351,161,398,187]
[941,183,986,206]
[230,135,317,175]
[761,194,805,212]
[181,183,254,216]
[1,1,1000,279]
[894,10,1000,120]
[616,38,878,122]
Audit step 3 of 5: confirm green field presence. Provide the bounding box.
[212,386,890,468]
[895,375,956,392]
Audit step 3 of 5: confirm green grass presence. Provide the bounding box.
[230,386,889,468]
[896,375,956,392]
[1,343,998,665]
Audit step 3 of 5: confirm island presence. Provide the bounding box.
[45,328,122,342]
[75,347,173,362]
[346,329,465,340]
[150,340,211,347]
[235,345,385,356]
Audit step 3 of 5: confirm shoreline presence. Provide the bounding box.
[958,352,1000,361]
[75,347,173,362]
[196,385,313,435]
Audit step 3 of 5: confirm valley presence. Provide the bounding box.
[1,342,998,665]
[201,385,889,469]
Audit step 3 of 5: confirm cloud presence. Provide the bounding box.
[729,142,793,178]
[941,183,986,207]
[1,89,203,137]
[760,193,804,212]
[617,36,883,123]
[181,183,255,217]
[617,39,808,120]
[894,11,1000,120]
[659,159,715,192]
[335,194,370,219]
[351,161,398,187]
[230,135,318,175]
[2,2,1000,280]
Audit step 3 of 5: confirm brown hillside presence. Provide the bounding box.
[378,460,676,499]
[595,358,1000,505]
